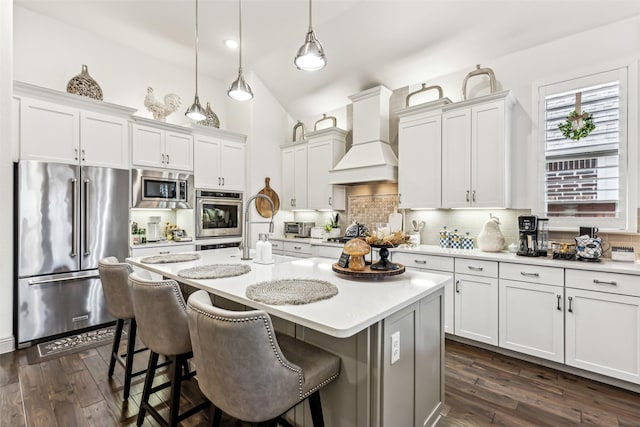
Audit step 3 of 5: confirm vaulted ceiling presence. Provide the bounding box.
[15,0,640,118]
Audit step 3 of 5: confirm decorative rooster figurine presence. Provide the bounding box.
[144,87,181,122]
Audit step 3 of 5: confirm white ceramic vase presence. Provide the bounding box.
[477,214,506,252]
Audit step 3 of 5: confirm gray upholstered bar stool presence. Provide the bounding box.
[98,257,147,401]
[187,290,341,427]
[128,271,209,427]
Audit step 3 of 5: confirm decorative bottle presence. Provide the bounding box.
[262,235,273,263]
[255,234,265,262]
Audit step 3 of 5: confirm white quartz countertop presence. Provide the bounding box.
[127,248,449,338]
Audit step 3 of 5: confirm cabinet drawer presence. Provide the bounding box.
[283,241,312,255]
[392,252,453,272]
[566,269,640,297]
[455,258,498,277]
[314,245,343,260]
[270,240,284,255]
[130,244,195,258]
[500,263,563,286]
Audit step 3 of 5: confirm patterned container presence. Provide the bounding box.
[66,65,103,101]
[439,226,450,248]
[462,232,474,250]
[450,228,462,249]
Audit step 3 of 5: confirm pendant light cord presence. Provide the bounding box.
[195,0,199,94]
[238,0,243,71]
[308,0,313,31]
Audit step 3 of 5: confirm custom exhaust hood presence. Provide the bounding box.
[329,85,398,184]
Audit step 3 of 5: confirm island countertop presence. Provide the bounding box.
[127,248,450,338]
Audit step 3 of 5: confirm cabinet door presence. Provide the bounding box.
[164,131,194,171]
[282,147,296,210]
[132,124,164,168]
[454,273,498,345]
[220,141,245,191]
[472,100,507,208]
[565,288,640,384]
[398,114,442,208]
[441,109,471,208]
[80,112,129,169]
[293,144,308,208]
[307,140,334,209]
[20,98,79,164]
[444,278,454,334]
[499,279,564,362]
[194,136,222,188]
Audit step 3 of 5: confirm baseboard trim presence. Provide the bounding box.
[0,335,15,354]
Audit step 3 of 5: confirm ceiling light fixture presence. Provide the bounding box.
[228,0,253,101]
[294,0,326,71]
[185,0,206,121]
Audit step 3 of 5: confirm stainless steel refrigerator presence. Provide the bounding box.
[15,161,130,347]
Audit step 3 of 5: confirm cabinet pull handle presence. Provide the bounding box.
[520,272,540,277]
[294,246,302,250]
[74,148,79,161]
[466,190,470,202]
[398,193,402,204]
[159,251,170,254]
[593,279,617,286]
[218,177,221,186]
[166,154,170,164]
[556,294,561,311]
[568,296,573,313]
[81,149,86,161]
[328,196,332,206]
[455,280,460,293]
[161,153,165,164]
[222,177,224,186]
[467,266,484,271]
[414,259,427,264]
[472,190,476,202]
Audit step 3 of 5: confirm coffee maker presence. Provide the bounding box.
[517,215,549,257]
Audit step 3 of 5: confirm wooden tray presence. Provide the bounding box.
[256,177,280,218]
[332,263,405,278]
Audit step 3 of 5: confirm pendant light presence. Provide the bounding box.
[228,0,253,101]
[185,0,206,121]
[294,0,326,71]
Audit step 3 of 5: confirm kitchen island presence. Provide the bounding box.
[127,248,450,427]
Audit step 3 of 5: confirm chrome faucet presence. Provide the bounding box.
[242,193,275,260]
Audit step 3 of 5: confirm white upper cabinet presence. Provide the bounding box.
[132,117,193,172]
[193,127,246,191]
[15,82,134,169]
[306,128,347,211]
[442,91,514,208]
[397,99,451,209]
[282,142,308,210]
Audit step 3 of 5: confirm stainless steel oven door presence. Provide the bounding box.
[196,195,243,238]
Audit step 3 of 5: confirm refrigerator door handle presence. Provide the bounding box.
[84,178,91,256]
[27,272,100,285]
[71,178,78,257]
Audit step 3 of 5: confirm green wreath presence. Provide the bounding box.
[558,110,596,141]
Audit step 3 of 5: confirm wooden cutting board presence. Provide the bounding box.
[256,177,280,218]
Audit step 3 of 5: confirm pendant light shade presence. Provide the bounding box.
[186,0,206,121]
[228,0,253,101]
[294,0,326,71]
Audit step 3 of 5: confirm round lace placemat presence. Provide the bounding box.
[140,253,201,264]
[246,279,338,305]
[178,264,251,279]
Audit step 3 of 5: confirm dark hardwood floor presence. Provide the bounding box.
[1,337,639,426]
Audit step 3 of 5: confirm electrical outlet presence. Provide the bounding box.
[391,331,400,364]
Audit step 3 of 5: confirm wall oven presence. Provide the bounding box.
[196,190,243,238]
[132,169,194,209]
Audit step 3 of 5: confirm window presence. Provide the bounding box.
[537,66,635,231]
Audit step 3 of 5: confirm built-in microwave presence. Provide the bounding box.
[196,190,243,238]
[132,169,194,209]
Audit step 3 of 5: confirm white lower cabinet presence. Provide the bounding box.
[498,263,564,363]
[454,259,498,345]
[130,244,196,280]
[565,269,640,384]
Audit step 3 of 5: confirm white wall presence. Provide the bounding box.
[13,6,228,127]
[0,0,14,353]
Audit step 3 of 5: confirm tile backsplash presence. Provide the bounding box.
[348,194,399,226]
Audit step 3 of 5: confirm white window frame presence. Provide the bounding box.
[532,61,638,233]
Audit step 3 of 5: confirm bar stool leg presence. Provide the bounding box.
[210,407,222,427]
[168,354,183,427]
[308,391,325,427]
[108,318,124,378]
[137,351,159,426]
[123,319,138,400]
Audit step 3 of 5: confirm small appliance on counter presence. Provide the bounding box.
[517,215,549,257]
[284,221,315,238]
[147,216,162,242]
